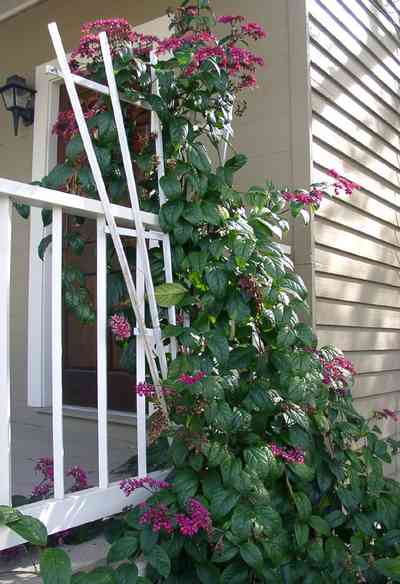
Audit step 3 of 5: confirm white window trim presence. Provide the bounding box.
[28,14,170,407]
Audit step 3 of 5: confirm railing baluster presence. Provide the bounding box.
[51,207,64,498]
[97,217,109,489]
[0,197,12,505]
[136,242,147,478]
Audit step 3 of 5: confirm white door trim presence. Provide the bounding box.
[28,14,170,407]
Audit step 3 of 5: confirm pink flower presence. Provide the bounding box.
[217,15,245,24]
[375,409,399,422]
[120,476,170,497]
[270,443,305,464]
[35,457,54,481]
[320,354,356,395]
[328,169,360,196]
[283,188,324,206]
[241,22,267,39]
[135,382,174,398]
[178,371,206,385]
[176,499,212,538]
[139,503,174,534]
[109,314,132,341]
[67,465,89,492]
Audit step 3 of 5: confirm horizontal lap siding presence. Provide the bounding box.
[309,0,400,475]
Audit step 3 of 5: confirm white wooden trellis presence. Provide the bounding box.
[0,23,175,550]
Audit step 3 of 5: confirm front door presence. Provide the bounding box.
[58,86,148,412]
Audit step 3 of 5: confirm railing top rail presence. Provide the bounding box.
[0,177,160,229]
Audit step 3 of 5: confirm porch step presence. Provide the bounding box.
[0,535,110,583]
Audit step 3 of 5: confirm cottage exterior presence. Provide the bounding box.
[0,0,399,543]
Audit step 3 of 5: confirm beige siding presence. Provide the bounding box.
[309,0,400,473]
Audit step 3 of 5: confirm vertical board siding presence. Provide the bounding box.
[309,0,400,476]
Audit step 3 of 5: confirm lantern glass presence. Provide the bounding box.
[0,84,15,110]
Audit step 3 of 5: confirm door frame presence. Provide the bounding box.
[28,14,170,407]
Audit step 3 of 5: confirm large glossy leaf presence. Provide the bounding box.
[40,548,72,584]
[374,558,400,581]
[155,283,188,307]
[107,535,138,563]
[145,544,171,578]
[10,515,47,545]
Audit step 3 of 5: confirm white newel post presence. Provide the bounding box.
[0,197,12,505]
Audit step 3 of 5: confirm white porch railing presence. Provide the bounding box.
[0,21,176,550]
[0,178,169,550]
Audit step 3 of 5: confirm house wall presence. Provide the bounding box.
[0,1,301,406]
[309,0,400,474]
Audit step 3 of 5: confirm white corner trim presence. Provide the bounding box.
[0,0,45,23]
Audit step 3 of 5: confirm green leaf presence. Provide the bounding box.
[66,134,84,161]
[140,526,158,554]
[196,563,220,584]
[225,154,248,172]
[170,437,189,466]
[205,268,228,298]
[325,510,346,529]
[244,447,277,480]
[227,292,250,322]
[277,326,297,348]
[145,544,171,578]
[221,561,249,584]
[309,515,330,536]
[94,146,112,172]
[290,463,315,482]
[293,493,312,520]
[159,200,185,231]
[206,332,229,364]
[14,203,30,219]
[228,346,257,370]
[10,515,47,545]
[201,201,222,225]
[38,233,53,261]
[210,486,240,520]
[155,283,188,307]
[172,470,199,504]
[240,542,263,571]
[256,506,282,536]
[231,505,253,540]
[45,163,74,188]
[40,548,72,584]
[183,202,204,225]
[212,539,239,563]
[173,221,193,244]
[295,323,314,346]
[82,567,117,583]
[375,557,400,581]
[115,563,138,584]
[160,174,182,200]
[169,117,189,145]
[188,143,212,173]
[0,506,22,525]
[108,535,138,563]
[295,521,309,547]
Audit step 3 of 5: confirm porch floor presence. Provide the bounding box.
[11,400,138,499]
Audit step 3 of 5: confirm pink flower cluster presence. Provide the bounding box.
[140,503,174,534]
[270,443,305,464]
[67,465,89,492]
[283,188,324,206]
[32,458,89,499]
[328,169,360,196]
[320,354,356,394]
[120,476,170,497]
[178,371,206,385]
[135,382,174,398]
[176,499,212,538]
[241,22,267,40]
[217,15,245,24]
[109,314,132,341]
[52,103,105,142]
[156,32,217,55]
[374,409,399,422]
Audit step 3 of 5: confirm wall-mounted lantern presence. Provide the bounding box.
[0,75,36,136]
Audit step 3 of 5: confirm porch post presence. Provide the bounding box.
[0,197,12,505]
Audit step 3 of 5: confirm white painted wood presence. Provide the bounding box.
[136,239,147,478]
[48,22,168,421]
[97,217,108,489]
[99,32,169,382]
[46,65,151,110]
[0,471,169,551]
[0,177,159,227]
[29,63,62,408]
[51,207,64,499]
[0,198,12,505]
[106,226,166,241]
[150,51,177,359]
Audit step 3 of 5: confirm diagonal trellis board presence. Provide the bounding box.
[48,23,176,478]
[48,24,174,391]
